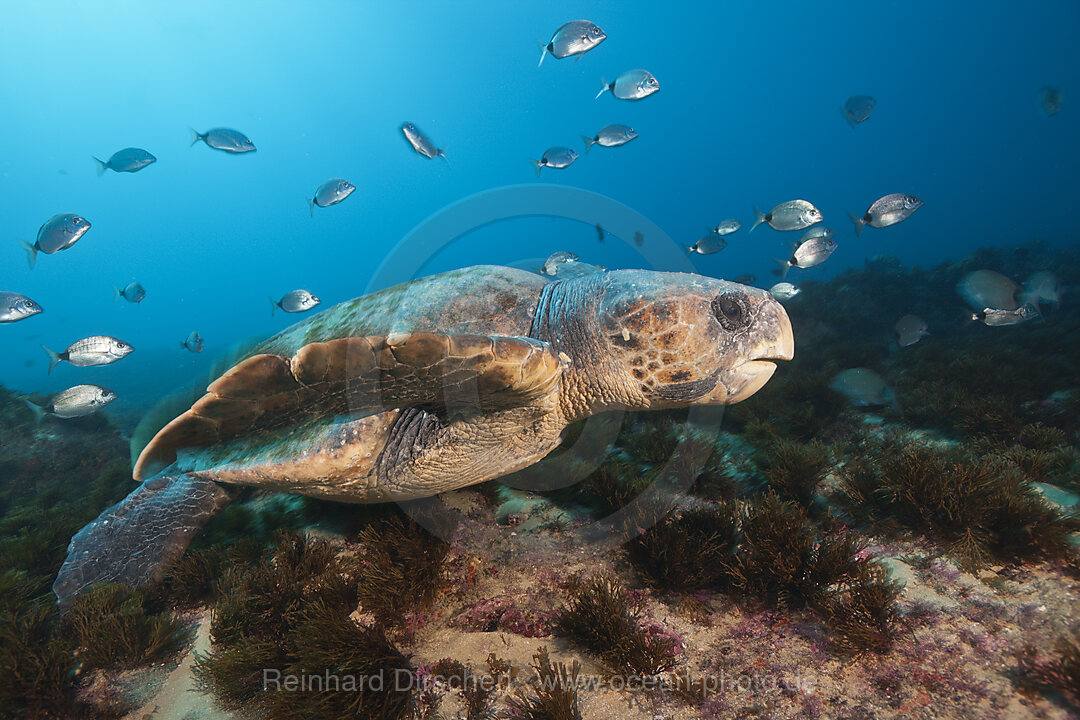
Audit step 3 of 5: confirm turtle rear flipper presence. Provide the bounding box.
[53,470,235,609]
[134,333,564,481]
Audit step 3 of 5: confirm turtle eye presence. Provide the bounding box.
[711,292,752,331]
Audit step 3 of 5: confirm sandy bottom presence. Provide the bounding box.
[121,614,232,720]
[108,485,1078,720]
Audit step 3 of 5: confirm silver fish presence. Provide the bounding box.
[309,178,355,216]
[93,147,156,175]
[829,368,899,411]
[956,270,1019,312]
[775,236,837,279]
[41,336,134,374]
[711,219,742,236]
[542,251,580,276]
[798,226,835,245]
[0,292,42,323]
[114,281,146,303]
[769,282,801,301]
[688,235,727,255]
[530,147,578,175]
[581,124,637,153]
[894,315,929,347]
[19,213,91,269]
[181,331,204,353]
[271,289,321,315]
[191,127,256,153]
[595,69,660,101]
[24,384,117,421]
[1020,271,1061,309]
[848,194,923,236]
[1040,86,1063,117]
[751,200,822,232]
[974,304,1041,327]
[841,95,876,128]
[401,122,446,161]
[538,20,606,66]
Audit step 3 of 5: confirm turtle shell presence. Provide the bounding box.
[133,266,552,489]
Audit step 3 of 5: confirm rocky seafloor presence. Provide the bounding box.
[2,241,1079,720]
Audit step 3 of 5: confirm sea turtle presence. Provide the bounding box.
[53,264,793,606]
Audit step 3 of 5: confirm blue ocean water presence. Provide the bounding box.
[1,1,1077,415]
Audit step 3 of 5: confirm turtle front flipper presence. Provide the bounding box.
[134,333,565,481]
[53,470,235,608]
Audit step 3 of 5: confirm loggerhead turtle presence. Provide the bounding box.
[53,264,793,605]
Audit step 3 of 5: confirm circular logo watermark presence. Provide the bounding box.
[356,184,725,562]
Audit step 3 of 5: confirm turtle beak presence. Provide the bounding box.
[714,298,795,405]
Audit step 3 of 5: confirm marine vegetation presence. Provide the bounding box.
[192,530,414,719]
[1016,634,1080,708]
[64,583,190,672]
[627,493,901,653]
[555,572,680,676]
[749,436,832,507]
[627,505,739,593]
[353,511,450,628]
[0,383,143,718]
[839,440,1078,571]
[503,647,583,720]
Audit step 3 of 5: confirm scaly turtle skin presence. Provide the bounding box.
[54,265,793,606]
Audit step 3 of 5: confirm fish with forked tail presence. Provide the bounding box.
[774,235,837,279]
[93,147,156,175]
[41,336,134,373]
[894,315,929,347]
[847,194,923,237]
[751,200,822,233]
[538,20,606,66]
[530,147,578,175]
[23,384,117,422]
[595,69,659,101]
[181,331,204,353]
[308,178,355,216]
[582,124,637,153]
[114,281,146,303]
[401,122,447,162]
[271,289,321,315]
[19,214,91,269]
[190,127,255,153]
[973,304,1041,327]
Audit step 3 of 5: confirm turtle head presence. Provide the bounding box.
[596,271,794,410]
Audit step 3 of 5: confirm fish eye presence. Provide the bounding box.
[117,342,127,348]
[711,292,752,331]
[72,216,83,224]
